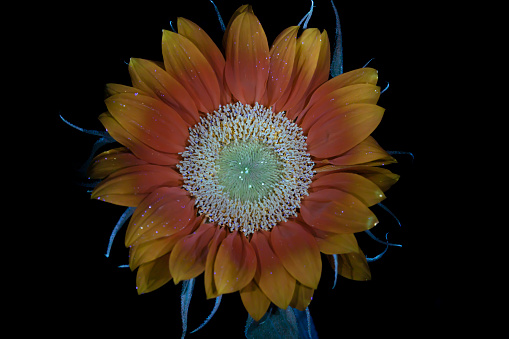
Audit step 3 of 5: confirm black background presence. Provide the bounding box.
[44,0,463,337]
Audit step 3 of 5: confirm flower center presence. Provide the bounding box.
[216,141,282,202]
[177,102,314,235]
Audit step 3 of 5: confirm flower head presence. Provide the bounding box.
[88,4,398,322]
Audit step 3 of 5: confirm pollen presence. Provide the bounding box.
[177,102,315,235]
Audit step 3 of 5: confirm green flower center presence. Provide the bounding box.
[216,141,282,202]
[177,102,314,234]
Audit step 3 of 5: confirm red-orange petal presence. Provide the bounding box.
[289,281,314,311]
[224,10,270,105]
[98,112,181,166]
[300,189,378,234]
[275,29,330,117]
[336,250,372,281]
[327,136,396,166]
[169,222,216,284]
[306,103,384,159]
[129,219,195,270]
[162,30,220,113]
[214,231,257,295]
[88,147,148,179]
[265,26,298,107]
[300,84,381,134]
[124,187,195,246]
[270,221,321,289]
[177,17,231,105]
[309,172,386,207]
[240,280,271,322]
[313,165,400,193]
[105,93,189,154]
[136,253,172,294]
[91,165,182,207]
[204,227,227,299]
[128,58,199,126]
[251,231,296,310]
[313,230,360,255]
[302,67,379,115]
[105,83,150,97]
[222,5,252,49]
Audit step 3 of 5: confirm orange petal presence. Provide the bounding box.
[327,136,396,166]
[345,166,400,192]
[169,222,217,284]
[313,165,400,193]
[204,227,227,299]
[214,231,257,295]
[105,93,189,154]
[124,187,195,246]
[222,5,252,49]
[275,29,330,117]
[105,83,150,97]
[335,250,371,281]
[289,281,314,311]
[91,165,182,207]
[162,30,220,113]
[310,172,386,207]
[240,280,271,321]
[177,18,231,105]
[270,221,321,289]
[88,147,147,179]
[306,103,385,159]
[312,230,360,255]
[302,67,379,117]
[265,26,298,107]
[224,10,270,105]
[136,253,172,294]
[300,84,381,134]
[128,58,199,126]
[251,231,296,310]
[129,220,194,270]
[300,189,378,234]
[98,112,181,166]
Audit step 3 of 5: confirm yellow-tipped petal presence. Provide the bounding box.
[136,253,172,294]
[222,5,252,49]
[300,84,381,133]
[275,29,330,117]
[251,231,296,309]
[309,172,386,207]
[335,250,372,281]
[105,93,189,154]
[128,58,199,126]
[177,18,231,104]
[270,221,321,289]
[307,103,384,159]
[128,214,196,271]
[224,10,270,105]
[313,230,360,255]
[162,30,220,112]
[300,189,378,234]
[240,280,271,321]
[214,231,257,295]
[88,147,147,179]
[169,223,216,284]
[289,281,314,311]
[265,26,298,107]
[204,227,227,299]
[327,136,397,167]
[91,165,182,207]
[298,67,379,126]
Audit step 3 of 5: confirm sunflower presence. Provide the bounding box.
[88,4,399,322]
